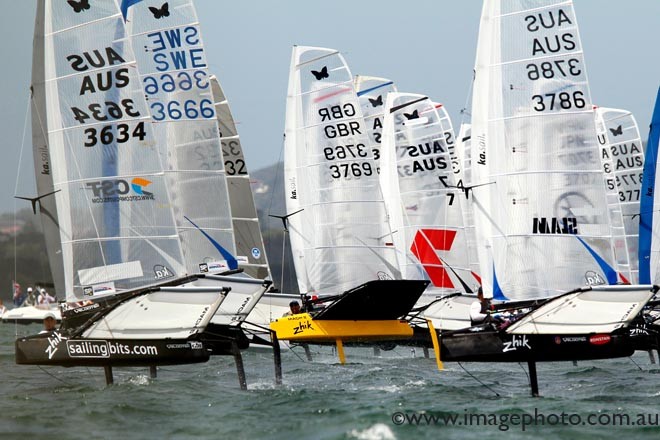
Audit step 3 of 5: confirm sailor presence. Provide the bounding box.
[469,287,493,325]
[39,312,58,334]
[24,287,36,306]
[37,288,55,305]
[283,300,302,317]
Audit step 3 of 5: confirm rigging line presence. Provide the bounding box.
[281,230,287,293]
[288,344,307,362]
[457,362,501,397]
[628,356,644,372]
[517,362,531,383]
[14,92,32,285]
[459,69,475,127]
[37,365,74,386]
[267,135,285,218]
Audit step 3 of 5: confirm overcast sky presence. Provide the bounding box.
[1,0,659,213]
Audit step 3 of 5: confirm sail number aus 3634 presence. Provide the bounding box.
[71,99,140,124]
[84,123,146,147]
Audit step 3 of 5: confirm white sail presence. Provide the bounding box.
[354,75,397,173]
[470,0,619,300]
[284,46,399,295]
[454,123,481,278]
[210,75,271,280]
[380,93,477,296]
[595,107,643,284]
[34,0,187,301]
[125,0,237,276]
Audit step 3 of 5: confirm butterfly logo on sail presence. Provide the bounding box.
[403,109,419,120]
[311,66,329,80]
[609,125,623,136]
[67,0,90,13]
[368,95,383,107]
[149,2,170,19]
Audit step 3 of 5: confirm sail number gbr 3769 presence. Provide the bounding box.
[319,103,375,180]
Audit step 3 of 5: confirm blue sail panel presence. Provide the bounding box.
[492,264,508,301]
[120,0,144,20]
[575,236,618,285]
[184,216,238,270]
[638,87,660,284]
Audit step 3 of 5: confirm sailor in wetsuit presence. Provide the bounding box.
[470,287,493,326]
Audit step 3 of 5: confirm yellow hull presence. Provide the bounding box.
[269,313,413,342]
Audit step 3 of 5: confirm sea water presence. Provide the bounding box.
[1,324,659,439]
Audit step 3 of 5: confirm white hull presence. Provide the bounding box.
[2,304,61,324]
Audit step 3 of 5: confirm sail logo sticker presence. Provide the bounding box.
[609,125,623,136]
[68,0,90,13]
[311,66,329,80]
[86,178,155,203]
[377,271,393,281]
[251,247,261,259]
[83,286,94,297]
[411,229,457,288]
[149,2,170,19]
[199,263,209,273]
[368,95,383,107]
[589,334,611,345]
[154,265,174,279]
[532,217,578,234]
[502,335,531,352]
[584,271,605,286]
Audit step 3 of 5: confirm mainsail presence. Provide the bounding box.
[124,0,237,276]
[33,0,186,300]
[639,87,660,284]
[210,75,271,280]
[470,0,618,300]
[595,107,643,284]
[379,93,477,296]
[354,75,397,173]
[284,46,399,295]
[454,123,481,278]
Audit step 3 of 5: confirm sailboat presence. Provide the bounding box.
[425,0,656,392]
[595,107,644,284]
[269,46,428,360]
[15,0,244,374]
[379,93,476,298]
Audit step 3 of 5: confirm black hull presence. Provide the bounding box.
[396,326,655,362]
[16,332,210,367]
[439,331,636,362]
[199,323,250,355]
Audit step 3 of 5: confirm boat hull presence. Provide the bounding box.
[439,330,638,363]
[270,314,413,343]
[15,332,210,367]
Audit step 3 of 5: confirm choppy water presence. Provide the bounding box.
[1,323,659,439]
